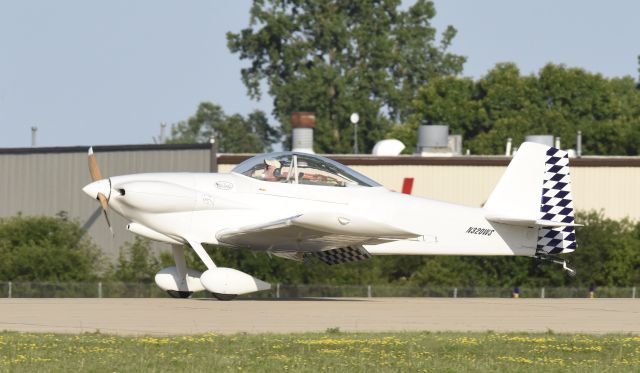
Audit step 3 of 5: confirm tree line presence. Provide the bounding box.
[1,211,638,288]
[167,0,640,156]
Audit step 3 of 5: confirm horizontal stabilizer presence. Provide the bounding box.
[486,214,583,228]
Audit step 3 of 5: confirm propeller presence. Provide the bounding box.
[86,147,113,234]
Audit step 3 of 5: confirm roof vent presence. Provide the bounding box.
[416,125,460,156]
[372,139,405,156]
[524,135,554,147]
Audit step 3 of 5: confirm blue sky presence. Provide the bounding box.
[1,0,638,148]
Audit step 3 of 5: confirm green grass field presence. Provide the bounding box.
[1,330,639,372]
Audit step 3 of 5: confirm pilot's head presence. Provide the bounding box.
[264,159,281,169]
[263,159,281,180]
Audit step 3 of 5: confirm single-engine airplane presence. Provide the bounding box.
[83,142,579,300]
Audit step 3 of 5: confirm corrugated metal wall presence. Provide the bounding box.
[1,145,638,260]
[0,146,210,260]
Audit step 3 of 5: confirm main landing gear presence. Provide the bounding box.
[535,254,577,277]
[211,293,237,301]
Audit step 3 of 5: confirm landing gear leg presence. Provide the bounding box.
[165,244,193,299]
[535,254,577,277]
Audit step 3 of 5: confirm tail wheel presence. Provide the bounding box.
[211,293,237,301]
[166,290,193,299]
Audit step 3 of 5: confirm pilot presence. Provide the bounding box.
[263,159,281,181]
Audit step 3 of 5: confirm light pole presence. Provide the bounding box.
[350,113,359,154]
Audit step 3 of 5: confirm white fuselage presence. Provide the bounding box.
[105,172,537,258]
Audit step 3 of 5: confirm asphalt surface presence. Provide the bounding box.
[0,298,638,336]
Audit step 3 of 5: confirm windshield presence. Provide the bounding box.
[232,152,381,187]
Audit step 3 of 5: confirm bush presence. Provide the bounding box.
[0,212,103,281]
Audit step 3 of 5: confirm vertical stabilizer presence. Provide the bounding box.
[484,142,577,254]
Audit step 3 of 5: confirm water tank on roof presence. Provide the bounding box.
[418,125,449,149]
[291,112,315,154]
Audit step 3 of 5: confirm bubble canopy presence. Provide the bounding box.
[232,152,381,187]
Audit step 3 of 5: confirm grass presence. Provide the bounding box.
[1,330,639,372]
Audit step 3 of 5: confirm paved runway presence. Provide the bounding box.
[0,298,638,336]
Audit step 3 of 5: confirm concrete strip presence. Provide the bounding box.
[0,298,638,336]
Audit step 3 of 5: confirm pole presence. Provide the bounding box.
[276,283,280,299]
[633,287,636,299]
[353,123,358,154]
[576,130,582,157]
[541,287,545,299]
[159,122,167,144]
[453,287,458,298]
[209,137,218,173]
[367,285,372,298]
[350,113,360,154]
[98,282,103,298]
[31,127,37,147]
[8,281,12,298]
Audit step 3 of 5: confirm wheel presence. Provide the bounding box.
[166,290,193,299]
[211,292,238,301]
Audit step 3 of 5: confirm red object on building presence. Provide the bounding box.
[401,177,414,194]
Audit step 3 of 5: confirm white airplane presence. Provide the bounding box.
[82,142,579,300]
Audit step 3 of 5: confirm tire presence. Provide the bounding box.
[211,292,238,301]
[166,290,193,299]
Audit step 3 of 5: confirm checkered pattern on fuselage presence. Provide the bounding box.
[536,147,577,254]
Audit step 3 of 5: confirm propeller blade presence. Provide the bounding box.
[97,192,109,211]
[88,147,103,182]
[88,147,113,234]
[97,192,113,234]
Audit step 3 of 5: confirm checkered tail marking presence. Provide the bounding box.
[536,147,577,254]
[313,246,372,265]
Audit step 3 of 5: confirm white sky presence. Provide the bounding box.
[1,0,638,148]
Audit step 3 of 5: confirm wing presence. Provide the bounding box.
[216,212,419,252]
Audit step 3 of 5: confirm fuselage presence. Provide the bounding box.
[103,171,537,257]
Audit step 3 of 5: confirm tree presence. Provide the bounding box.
[406,63,640,155]
[0,212,103,281]
[227,0,465,153]
[109,237,160,283]
[168,102,281,153]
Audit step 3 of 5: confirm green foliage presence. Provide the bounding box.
[167,102,281,152]
[227,0,465,153]
[109,237,159,283]
[407,63,640,155]
[0,212,103,281]
[571,211,640,287]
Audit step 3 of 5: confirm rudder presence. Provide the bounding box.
[537,147,576,254]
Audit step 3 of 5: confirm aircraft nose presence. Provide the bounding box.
[82,179,111,200]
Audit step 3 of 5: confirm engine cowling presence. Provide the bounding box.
[200,268,271,295]
[154,266,205,292]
